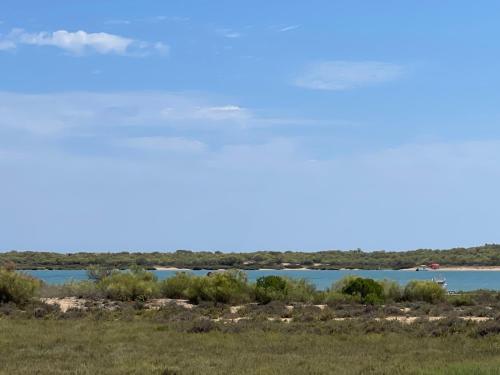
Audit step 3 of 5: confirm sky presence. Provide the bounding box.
[1,1,500,252]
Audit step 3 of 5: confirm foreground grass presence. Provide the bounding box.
[2,320,500,374]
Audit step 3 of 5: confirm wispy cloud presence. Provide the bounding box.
[0,92,254,135]
[0,92,327,140]
[191,106,250,121]
[104,19,131,26]
[0,39,15,50]
[143,16,190,23]
[217,28,242,38]
[118,136,206,153]
[279,25,300,32]
[294,61,404,90]
[0,28,168,56]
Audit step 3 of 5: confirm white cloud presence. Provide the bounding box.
[279,25,300,32]
[0,28,168,56]
[294,61,404,90]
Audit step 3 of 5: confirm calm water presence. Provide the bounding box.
[24,269,500,291]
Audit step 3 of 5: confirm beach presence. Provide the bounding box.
[402,266,500,271]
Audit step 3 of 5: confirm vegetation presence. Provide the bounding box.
[97,267,159,301]
[3,243,500,270]
[254,275,319,304]
[0,267,40,305]
[0,265,458,308]
[2,298,500,374]
[3,319,500,375]
[341,277,384,304]
[404,280,446,304]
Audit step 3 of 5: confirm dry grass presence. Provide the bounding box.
[2,319,500,374]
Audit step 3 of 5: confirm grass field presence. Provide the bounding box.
[2,319,500,374]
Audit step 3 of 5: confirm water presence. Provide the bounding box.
[23,269,500,291]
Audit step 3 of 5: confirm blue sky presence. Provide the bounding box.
[1,1,500,252]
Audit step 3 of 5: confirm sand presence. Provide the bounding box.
[41,297,87,313]
[153,266,191,271]
[402,266,500,271]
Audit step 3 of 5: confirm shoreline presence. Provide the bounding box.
[401,266,500,272]
[20,266,500,272]
[157,266,500,272]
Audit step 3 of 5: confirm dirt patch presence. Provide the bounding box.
[41,297,87,313]
[230,305,244,314]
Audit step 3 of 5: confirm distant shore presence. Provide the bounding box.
[153,266,191,271]
[17,266,500,272]
[156,266,500,272]
[401,266,500,271]
[152,266,361,271]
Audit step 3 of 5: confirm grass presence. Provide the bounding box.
[2,319,500,374]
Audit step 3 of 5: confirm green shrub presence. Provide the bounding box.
[325,291,360,305]
[380,279,403,302]
[255,276,288,304]
[286,278,318,303]
[254,276,319,304]
[0,268,41,305]
[98,268,159,301]
[404,280,445,303]
[341,277,384,304]
[331,275,362,292]
[447,294,474,307]
[187,270,252,305]
[160,272,194,299]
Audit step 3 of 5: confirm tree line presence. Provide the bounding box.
[1,244,500,270]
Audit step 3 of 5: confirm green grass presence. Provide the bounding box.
[2,319,500,374]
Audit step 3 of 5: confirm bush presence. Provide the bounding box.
[331,275,362,292]
[0,268,41,305]
[404,280,445,303]
[186,270,252,305]
[255,276,288,304]
[380,279,403,302]
[341,277,384,304]
[286,278,319,303]
[98,268,159,301]
[160,272,194,299]
[254,276,319,304]
[447,294,474,307]
[325,291,360,305]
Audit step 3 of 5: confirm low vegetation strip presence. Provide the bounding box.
[3,243,500,270]
[2,320,500,375]
[2,265,449,306]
